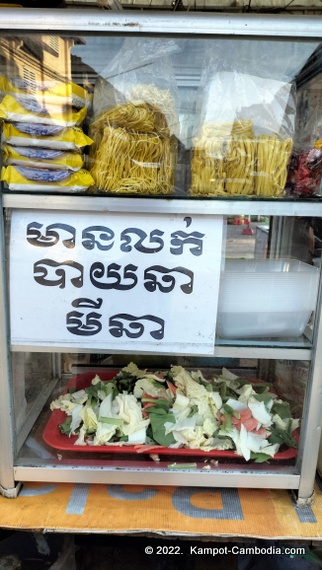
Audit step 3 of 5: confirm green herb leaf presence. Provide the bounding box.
[147,408,176,446]
[250,452,271,463]
[269,426,298,449]
[59,417,72,435]
[272,401,292,419]
[99,416,124,426]
[142,398,170,412]
[167,463,197,470]
[220,404,235,432]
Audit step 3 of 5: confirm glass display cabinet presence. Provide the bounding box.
[0,8,322,504]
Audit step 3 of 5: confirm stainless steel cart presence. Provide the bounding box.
[0,8,322,505]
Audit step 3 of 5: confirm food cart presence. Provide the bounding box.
[0,7,322,505]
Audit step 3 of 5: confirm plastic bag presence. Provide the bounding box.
[190,41,296,198]
[2,144,84,171]
[0,74,90,109]
[287,142,322,197]
[92,37,180,131]
[1,165,94,193]
[2,122,93,151]
[0,94,87,126]
[89,38,180,195]
[287,104,322,197]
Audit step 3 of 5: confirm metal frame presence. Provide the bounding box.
[3,195,322,504]
[0,195,18,495]
[1,10,322,503]
[4,194,322,216]
[0,8,320,38]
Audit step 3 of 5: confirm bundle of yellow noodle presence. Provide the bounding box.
[255,135,294,197]
[190,120,255,196]
[190,119,293,198]
[89,86,177,195]
[130,83,179,137]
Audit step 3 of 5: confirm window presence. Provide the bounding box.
[48,36,59,55]
[22,67,37,93]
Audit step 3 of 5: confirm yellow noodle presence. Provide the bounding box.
[91,102,165,135]
[190,120,255,197]
[190,119,292,198]
[130,84,178,136]
[255,135,293,197]
[89,92,176,195]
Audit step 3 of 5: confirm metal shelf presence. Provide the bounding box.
[4,193,322,217]
[14,460,300,490]
[10,342,314,360]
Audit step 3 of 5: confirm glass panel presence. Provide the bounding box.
[14,354,305,469]
[11,352,60,457]
[0,33,320,199]
[9,203,314,466]
[6,208,321,355]
[218,214,321,343]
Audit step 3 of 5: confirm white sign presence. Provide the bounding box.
[10,210,223,355]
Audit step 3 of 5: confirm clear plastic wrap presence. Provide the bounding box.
[287,105,322,197]
[190,41,297,198]
[89,38,180,195]
[287,143,322,198]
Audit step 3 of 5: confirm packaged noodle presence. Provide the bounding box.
[190,120,293,198]
[2,122,93,151]
[89,37,180,195]
[1,165,94,193]
[0,94,87,126]
[190,41,296,198]
[89,97,177,195]
[191,120,256,196]
[255,134,294,197]
[0,74,90,109]
[2,144,84,171]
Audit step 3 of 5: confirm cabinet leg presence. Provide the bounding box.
[0,482,22,499]
[290,489,315,507]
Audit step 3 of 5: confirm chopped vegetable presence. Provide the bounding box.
[167,462,198,470]
[50,363,299,462]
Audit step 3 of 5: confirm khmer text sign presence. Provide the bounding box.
[10,210,223,355]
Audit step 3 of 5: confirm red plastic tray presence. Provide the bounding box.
[43,370,299,460]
